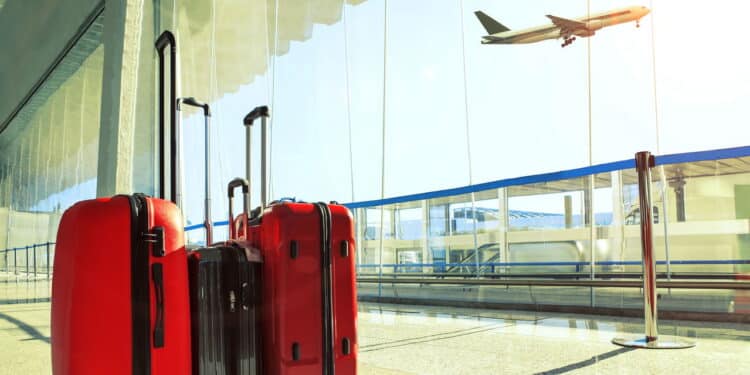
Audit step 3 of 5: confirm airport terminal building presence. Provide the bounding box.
[1,0,750,373]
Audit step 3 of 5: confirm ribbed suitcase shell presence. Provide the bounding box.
[249,202,357,375]
[51,195,191,375]
[188,243,262,375]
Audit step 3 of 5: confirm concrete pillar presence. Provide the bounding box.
[389,206,396,240]
[669,171,686,222]
[445,204,451,237]
[584,178,593,226]
[497,188,508,272]
[97,0,156,197]
[421,200,430,273]
[611,171,625,266]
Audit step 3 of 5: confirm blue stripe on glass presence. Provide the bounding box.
[655,145,750,166]
[344,145,750,210]
[184,220,229,232]
[345,159,634,209]
[184,223,204,231]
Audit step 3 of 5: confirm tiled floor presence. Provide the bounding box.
[1,277,749,374]
[357,303,750,374]
[0,301,51,375]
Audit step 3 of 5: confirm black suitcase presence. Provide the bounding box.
[189,242,262,375]
[179,98,263,375]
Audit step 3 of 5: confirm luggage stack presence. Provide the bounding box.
[50,30,358,375]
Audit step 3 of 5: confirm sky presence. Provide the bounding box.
[6,0,750,235]
[175,0,750,230]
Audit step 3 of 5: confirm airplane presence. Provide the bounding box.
[475,6,651,48]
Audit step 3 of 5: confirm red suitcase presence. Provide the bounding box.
[52,195,192,375]
[51,31,191,375]
[249,203,358,375]
[243,108,358,375]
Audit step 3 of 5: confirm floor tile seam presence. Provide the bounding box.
[359,321,514,346]
[0,308,51,313]
[360,303,548,322]
[360,323,516,353]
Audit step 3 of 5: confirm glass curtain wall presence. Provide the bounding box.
[156,0,750,246]
[0,13,104,270]
[352,151,750,314]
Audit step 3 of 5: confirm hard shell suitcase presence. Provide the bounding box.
[51,31,191,375]
[52,195,192,375]
[249,202,358,375]
[183,99,262,375]
[243,107,358,375]
[189,243,262,375]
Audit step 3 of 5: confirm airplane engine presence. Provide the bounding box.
[585,20,604,31]
[573,29,595,38]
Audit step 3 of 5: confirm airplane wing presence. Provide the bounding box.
[546,15,586,30]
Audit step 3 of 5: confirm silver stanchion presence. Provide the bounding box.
[612,151,695,349]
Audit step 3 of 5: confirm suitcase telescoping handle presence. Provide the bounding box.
[176,97,213,245]
[227,178,249,240]
[243,106,270,211]
[155,31,177,203]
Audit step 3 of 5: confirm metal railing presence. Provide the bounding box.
[356,259,750,274]
[0,242,55,280]
[356,277,750,290]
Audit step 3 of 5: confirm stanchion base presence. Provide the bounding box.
[612,336,695,349]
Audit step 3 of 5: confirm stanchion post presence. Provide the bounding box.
[612,151,694,349]
[26,246,30,278]
[637,152,658,340]
[13,248,17,275]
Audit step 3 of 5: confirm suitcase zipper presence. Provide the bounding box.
[315,203,336,375]
[129,194,152,375]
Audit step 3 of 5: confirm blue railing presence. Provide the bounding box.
[357,259,750,269]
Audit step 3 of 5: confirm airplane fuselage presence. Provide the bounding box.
[482,6,650,45]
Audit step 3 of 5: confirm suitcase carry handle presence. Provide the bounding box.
[177,97,210,116]
[177,97,214,245]
[242,106,269,125]
[242,106,270,212]
[227,178,249,240]
[155,31,177,203]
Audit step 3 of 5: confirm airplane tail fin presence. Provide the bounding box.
[474,11,510,34]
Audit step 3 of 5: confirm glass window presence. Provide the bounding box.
[0,13,104,251]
